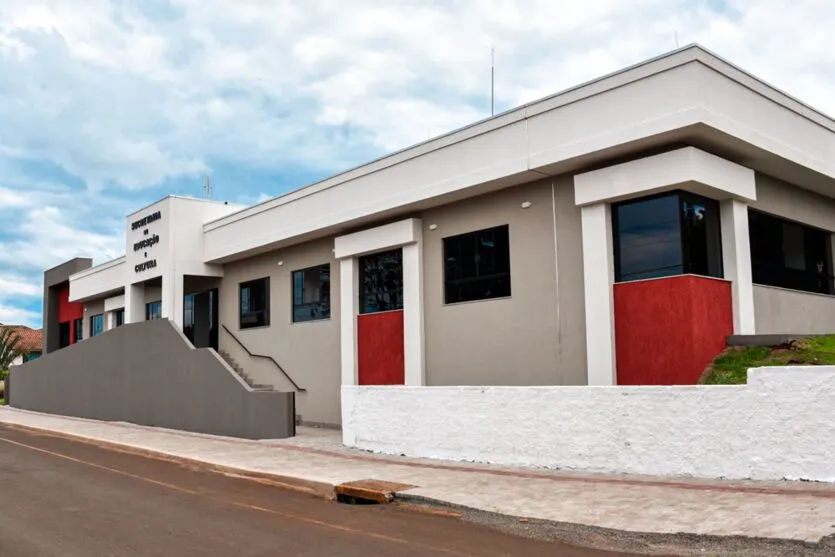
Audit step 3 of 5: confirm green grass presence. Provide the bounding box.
[700,336,835,385]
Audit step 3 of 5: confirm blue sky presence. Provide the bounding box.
[1,0,834,327]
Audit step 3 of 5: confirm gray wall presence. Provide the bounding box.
[42,258,93,354]
[10,319,295,439]
[421,175,587,387]
[219,237,341,427]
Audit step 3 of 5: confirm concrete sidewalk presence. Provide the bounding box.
[1,407,833,555]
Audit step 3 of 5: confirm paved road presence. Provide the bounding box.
[0,424,631,557]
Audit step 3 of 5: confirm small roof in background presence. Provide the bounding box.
[0,325,43,353]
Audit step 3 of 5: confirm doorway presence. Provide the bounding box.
[357,248,405,385]
[183,287,219,351]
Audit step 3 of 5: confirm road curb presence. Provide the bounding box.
[1,422,338,501]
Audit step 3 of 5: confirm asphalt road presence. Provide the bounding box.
[0,424,631,557]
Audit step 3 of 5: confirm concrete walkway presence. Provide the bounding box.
[1,407,833,552]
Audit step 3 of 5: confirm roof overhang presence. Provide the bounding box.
[201,44,835,264]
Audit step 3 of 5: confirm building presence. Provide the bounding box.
[40,45,835,427]
[0,324,43,365]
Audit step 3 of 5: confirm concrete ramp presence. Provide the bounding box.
[9,319,295,439]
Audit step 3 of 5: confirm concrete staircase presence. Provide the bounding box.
[217,350,274,391]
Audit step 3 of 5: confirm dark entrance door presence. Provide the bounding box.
[58,322,70,349]
[183,288,219,351]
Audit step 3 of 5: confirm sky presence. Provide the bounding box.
[1,0,834,328]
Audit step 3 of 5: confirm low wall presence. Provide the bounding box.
[342,367,835,482]
[753,284,835,335]
[11,319,295,439]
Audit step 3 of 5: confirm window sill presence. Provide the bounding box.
[753,283,835,299]
[443,295,513,307]
[239,324,271,331]
[291,317,332,325]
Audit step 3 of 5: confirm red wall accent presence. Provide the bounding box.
[357,310,405,386]
[614,275,733,385]
[57,284,84,344]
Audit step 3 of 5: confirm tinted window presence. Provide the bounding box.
[240,278,270,328]
[749,210,832,295]
[293,264,330,322]
[614,192,722,282]
[90,314,104,337]
[73,318,83,343]
[444,225,511,304]
[359,249,403,314]
[114,309,124,327]
[146,301,162,321]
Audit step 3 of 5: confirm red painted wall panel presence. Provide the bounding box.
[614,275,733,385]
[57,284,84,344]
[357,310,405,386]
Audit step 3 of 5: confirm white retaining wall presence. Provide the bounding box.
[341,367,835,482]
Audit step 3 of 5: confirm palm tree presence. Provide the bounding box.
[0,327,23,375]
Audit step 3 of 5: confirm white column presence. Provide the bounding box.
[340,257,358,386]
[125,283,145,324]
[581,202,617,386]
[161,272,185,329]
[721,199,756,334]
[402,239,425,386]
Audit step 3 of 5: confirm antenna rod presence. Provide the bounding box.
[491,47,495,116]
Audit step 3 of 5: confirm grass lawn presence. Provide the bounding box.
[700,336,835,385]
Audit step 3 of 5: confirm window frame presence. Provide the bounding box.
[358,248,404,315]
[114,309,125,327]
[442,224,512,305]
[239,277,271,329]
[145,300,162,321]
[89,313,104,337]
[73,318,83,343]
[291,264,331,323]
[612,190,723,283]
[748,208,834,295]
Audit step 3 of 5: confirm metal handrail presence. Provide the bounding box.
[220,324,306,392]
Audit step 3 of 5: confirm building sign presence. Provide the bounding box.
[133,234,160,252]
[132,209,163,274]
[131,210,162,231]
[135,260,158,273]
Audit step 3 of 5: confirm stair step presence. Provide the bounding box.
[252,384,273,390]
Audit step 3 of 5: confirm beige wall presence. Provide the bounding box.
[81,299,105,340]
[218,237,341,426]
[750,174,835,334]
[420,175,586,387]
[751,174,835,232]
[754,285,835,335]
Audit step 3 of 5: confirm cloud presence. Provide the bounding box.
[0,1,834,327]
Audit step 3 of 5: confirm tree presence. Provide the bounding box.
[0,327,24,375]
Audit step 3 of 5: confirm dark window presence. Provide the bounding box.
[58,322,70,348]
[749,210,832,295]
[443,225,511,304]
[240,277,270,328]
[23,351,41,363]
[90,314,104,337]
[114,309,124,327]
[293,264,330,322]
[146,301,162,321]
[359,249,403,314]
[73,318,83,343]
[183,294,195,342]
[613,192,722,282]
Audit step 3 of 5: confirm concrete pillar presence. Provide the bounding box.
[402,240,425,386]
[125,283,145,324]
[581,202,617,386]
[161,272,185,330]
[720,199,756,334]
[339,257,358,387]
